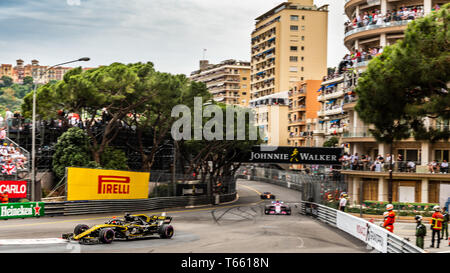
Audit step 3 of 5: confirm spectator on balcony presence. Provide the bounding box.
[440,160,449,174]
[397,154,406,172]
[407,160,416,172]
[428,160,439,174]
[384,11,392,23]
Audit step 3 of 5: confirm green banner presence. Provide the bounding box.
[0,202,45,219]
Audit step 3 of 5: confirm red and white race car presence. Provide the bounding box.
[264,200,291,215]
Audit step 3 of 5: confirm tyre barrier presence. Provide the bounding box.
[44,192,237,217]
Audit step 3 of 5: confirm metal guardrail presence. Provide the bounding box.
[299,201,424,253]
[44,192,237,217]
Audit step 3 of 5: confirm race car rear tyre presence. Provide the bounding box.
[74,224,90,236]
[159,224,174,239]
[99,228,115,244]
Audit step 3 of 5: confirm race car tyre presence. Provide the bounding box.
[74,224,90,236]
[99,228,115,244]
[159,224,174,239]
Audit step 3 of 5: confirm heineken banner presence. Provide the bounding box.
[0,202,44,220]
[0,181,28,199]
[239,146,343,165]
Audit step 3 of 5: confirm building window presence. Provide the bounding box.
[291,15,299,21]
[301,56,304,61]
[289,66,298,72]
[290,56,298,62]
[242,77,247,80]
[290,46,298,51]
[301,67,304,72]
[290,25,299,31]
[301,26,305,30]
[301,46,305,51]
[301,36,305,41]
[302,15,305,20]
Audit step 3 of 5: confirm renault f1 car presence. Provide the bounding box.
[264,200,291,215]
[62,213,174,244]
[260,192,276,199]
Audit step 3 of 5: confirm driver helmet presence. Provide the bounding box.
[415,215,422,221]
[383,212,389,218]
[433,205,440,212]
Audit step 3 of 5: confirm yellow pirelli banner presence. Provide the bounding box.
[66,167,150,201]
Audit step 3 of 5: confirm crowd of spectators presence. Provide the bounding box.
[340,152,449,174]
[0,111,30,178]
[344,5,429,33]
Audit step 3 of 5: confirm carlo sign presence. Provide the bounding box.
[0,181,28,198]
[66,167,150,201]
[240,146,343,165]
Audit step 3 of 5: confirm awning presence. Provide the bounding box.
[326,99,336,104]
[317,86,324,92]
[326,84,336,88]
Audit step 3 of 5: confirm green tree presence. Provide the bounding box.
[127,74,211,171]
[323,136,339,147]
[0,76,13,87]
[22,76,34,86]
[52,127,99,179]
[22,62,158,164]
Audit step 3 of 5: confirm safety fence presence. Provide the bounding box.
[299,201,424,253]
[238,166,346,203]
[44,192,237,217]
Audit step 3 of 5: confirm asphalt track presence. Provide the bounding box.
[0,179,369,253]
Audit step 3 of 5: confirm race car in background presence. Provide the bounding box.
[62,213,174,244]
[260,192,276,199]
[264,200,291,215]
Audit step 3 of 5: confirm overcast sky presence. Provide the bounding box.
[0,0,347,76]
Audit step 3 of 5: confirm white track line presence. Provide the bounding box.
[0,238,67,245]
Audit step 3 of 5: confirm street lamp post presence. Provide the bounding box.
[31,57,90,201]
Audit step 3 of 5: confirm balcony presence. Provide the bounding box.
[323,89,345,101]
[324,107,344,116]
[345,20,410,43]
[289,119,306,125]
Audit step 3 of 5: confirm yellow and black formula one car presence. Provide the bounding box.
[62,213,174,244]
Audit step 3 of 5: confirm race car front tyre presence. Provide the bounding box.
[99,228,115,244]
[159,224,174,239]
[74,224,90,236]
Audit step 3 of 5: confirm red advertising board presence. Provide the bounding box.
[0,181,28,198]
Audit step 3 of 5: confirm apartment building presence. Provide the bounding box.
[250,0,328,100]
[249,91,290,147]
[190,60,251,107]
[288,80,322,147]
[339,0,450,206]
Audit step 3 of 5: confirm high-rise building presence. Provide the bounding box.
[190,59,251,106]
[250,0,328,100]
[288,79,322,147]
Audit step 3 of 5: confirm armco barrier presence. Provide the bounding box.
[44,192,237,217]
[299,201,425,253]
